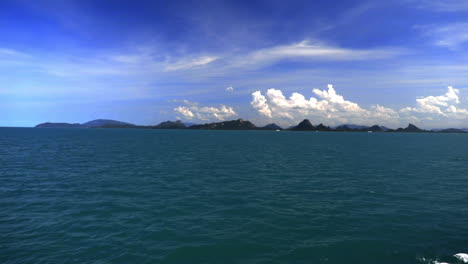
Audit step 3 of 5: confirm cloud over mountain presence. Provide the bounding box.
[400,86,468,122]
[174,101,236,121]
[251,85,468,127]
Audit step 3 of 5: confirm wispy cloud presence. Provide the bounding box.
[239,41,401,66]
[175,40,404,77]
[109,54,148,64]
[0,46,217,78]
[0,47,162,77]
[0,39,403,81]
[418,23,468,49]
[411,0,468,12]
[0,48,30,58]
[165,56,218,71]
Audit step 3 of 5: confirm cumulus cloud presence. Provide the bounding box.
[174,106,195,119]
[251,91,272,118]
[251,84,468,127]
[400,86,468,120]
[251,84,379,125]
[313,84,363,112]
[165,56,218,71]
[225,86,234,92]
[174,101,236,121]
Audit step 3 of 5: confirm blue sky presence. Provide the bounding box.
[1,0,468,128]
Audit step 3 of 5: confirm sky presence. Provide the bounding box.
[1,0,468,128]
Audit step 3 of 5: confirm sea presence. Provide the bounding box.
[1,127,467,264]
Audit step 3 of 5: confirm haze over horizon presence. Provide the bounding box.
[2,0,468,129]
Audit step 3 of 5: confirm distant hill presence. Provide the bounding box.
[335,124,369,130]
[315,123,332,131]
[336,124,390,132]
[335,125,356,131]
[35,119,135,128]
[34,118,467,133]
[290,119,315,131]
[390,124,425,133]
[367,125,384,132]
[189,119,256,130]
[437,128,467,133]
[405,124,424,132]
[259,123,283,130]
[82,119,135,128]
[183,122,197,127]
[35,122,82,128]
[153,120,186,129]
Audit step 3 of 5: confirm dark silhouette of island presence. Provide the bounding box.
[388,124,424,133]
[35,118,468,133]
[367,125,385,132]
[189,119,256,130]
[153,120,186,129]
[35,122,82,128]
[437,128,466,133]
[336,124,369,130]
[36,119,135,128]
[259,123,283,130]
[291,119,315,131]
[82,119,134,127]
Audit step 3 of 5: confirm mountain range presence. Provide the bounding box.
[36,119,135,128]
[35,119,468,133]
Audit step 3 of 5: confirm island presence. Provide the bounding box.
[35,118,468,133]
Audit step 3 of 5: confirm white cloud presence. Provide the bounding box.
[0,48,29,58]
[411,0,468,12]
[225,86,234,92]
[109,54,146,64]
[174,101,236,121]
[174,106,195,119]
[1,40,401,81]
[400,86,467,117]
[239,41,401,66]
[251,84,468,127]
[313,84,363,112]
[0,47,167,78]
[369,105,399,121]
[165,56,218,71]
[251,91,272,118]
[159,40,402,76]
[419,23,468,49]
[251,84,381,126]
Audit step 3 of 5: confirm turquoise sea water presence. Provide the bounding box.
[1,128,468,264]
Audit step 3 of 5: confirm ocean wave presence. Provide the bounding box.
[418,253,468,264]
[455,253,468,263]
[417,257,448,264]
